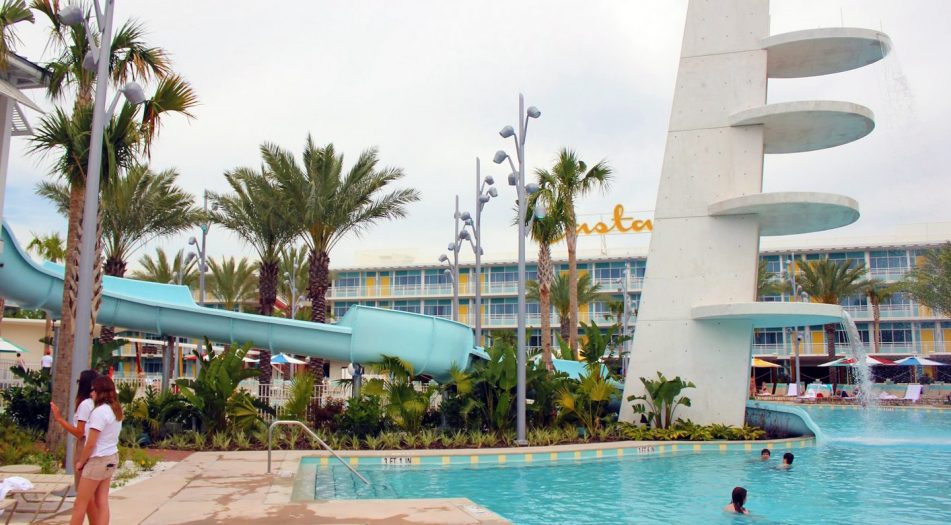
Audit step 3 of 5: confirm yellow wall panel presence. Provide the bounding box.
[920,328,935,354]
[811,331,824,354]
[366,277,376,297]
[579,303,589,322]
[380,275,391,296]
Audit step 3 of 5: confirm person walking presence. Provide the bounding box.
[50,369,99,509]
[70,376,123,525]
[41,349,53,370]
[14,352,26,370]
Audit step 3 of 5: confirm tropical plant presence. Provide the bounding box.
[266,137,420,379]
[362,355,437,432]
[556,363,618,437]
[902,243,951,317]
[529,272,602,357]
[536,148,612,353]
[211,170,297,385]
[797,258,869,361]
[757,261,789,298]
[861,279,902,354]
[90,337,125,374]
[578,320,618,366]
[131,247,198,287]
[174,339,262,433]
[0,0,32,71]
[205,256,258,311]
[282,373,315,422]
[627,372,695,429]
[526,180,565,370]
[0,366,51,431]
[335,396,384,438]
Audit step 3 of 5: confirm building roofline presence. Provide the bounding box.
[3,52,50,90]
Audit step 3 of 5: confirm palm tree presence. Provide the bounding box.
[25,231,65,353]
[0,0,33,70]
[206,257,258,312]
[526,182,564,371]
[266,136,420,379]
[797,259,868,378]
[37,164,202,341]
[528,272,602,359]
[862,280,901,354]
[26,231,66,262]
[211,169,298,387]
[757,261,789,298]
[131,247,198,287]
[902,243,951,317]
[536,148,612,353]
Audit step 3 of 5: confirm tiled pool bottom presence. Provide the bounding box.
[295,406,951,525]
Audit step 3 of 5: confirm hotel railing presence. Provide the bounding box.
[753,340,949,357]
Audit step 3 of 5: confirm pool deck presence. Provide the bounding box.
[25,438,816,524]
[31,451,509,525]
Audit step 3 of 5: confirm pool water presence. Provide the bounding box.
[307,406,951,524]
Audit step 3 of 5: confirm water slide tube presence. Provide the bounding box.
[0,222,485,380]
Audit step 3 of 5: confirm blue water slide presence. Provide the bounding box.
[0,223,484,379]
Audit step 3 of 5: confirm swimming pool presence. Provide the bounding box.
[302,406,951,524]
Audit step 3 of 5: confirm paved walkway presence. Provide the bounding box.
[27,451,507,525]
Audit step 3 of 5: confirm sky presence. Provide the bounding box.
[3,0,949,270]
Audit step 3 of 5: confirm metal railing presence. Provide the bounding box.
[267,420,369,485]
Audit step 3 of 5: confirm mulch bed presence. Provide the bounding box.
[144,448,193,462]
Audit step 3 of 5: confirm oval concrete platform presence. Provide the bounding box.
[692,302,845,328]
[708,191,859,236]
[730,100,875,154]
[763,27,892,78]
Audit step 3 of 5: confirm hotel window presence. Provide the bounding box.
[490,267,518,283]
[424,270,451,286]
[526,265,538,282]
[336,272,361,289]
[423,300,452,317]
[879,322,912,344]
[489,299,517,317]
[833,325,869,344]
[870,250,909,273]
[754,329,783,346]
[393,301,421,314]
[333,302,357,319]
[142,360,163,374]
[593,263,625,285]
[631,260,647,279]
[528,332,542,349]
[394,271,421,288]
[760,256,782,274]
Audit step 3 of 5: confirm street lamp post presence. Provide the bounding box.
[461,158,497,347]
[189,191,215,306]
[786,256,808,394]
[59,1,147,474]
[494,93,541,446]
[451,195,461,321]
[284,271,300,320]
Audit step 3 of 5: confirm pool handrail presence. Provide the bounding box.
[266,420,370,485]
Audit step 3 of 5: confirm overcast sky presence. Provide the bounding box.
[3,0,948,270]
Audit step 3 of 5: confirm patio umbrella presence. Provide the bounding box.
[271,353,306,365]
[895,356,947,367]
[752,358,781,368]
[818,356,897,367]
[0,337,28,354]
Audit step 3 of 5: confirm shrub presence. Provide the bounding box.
[335,396,383,438]
[1,367,51,431]
[0,418,47,465]
[311,398,345,431]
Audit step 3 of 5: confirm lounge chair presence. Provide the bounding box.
[902,384,923,404]
[2,474,72,525]
[786,383,799,397]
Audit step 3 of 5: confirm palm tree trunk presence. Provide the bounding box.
[538,244,554,371]
[559,315,571,350]
[824,322,837,383]
[306,248,330,383]
[47,184,85,451]
[257,260,279,388]
[872,302,881,354]
[98,255,127,344]
[566,226,580,359]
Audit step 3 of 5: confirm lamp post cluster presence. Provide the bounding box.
[493,93,541,446]
[62,0,149,474]
[187,191,217,306]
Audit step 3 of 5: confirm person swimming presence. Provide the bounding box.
[779,452,795,469]
[760,448,771,461]
[724,486,749,514]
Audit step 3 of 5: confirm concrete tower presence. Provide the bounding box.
[620,0,892,425]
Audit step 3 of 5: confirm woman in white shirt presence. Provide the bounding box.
[50,369,99,508]
[70,376,123,525]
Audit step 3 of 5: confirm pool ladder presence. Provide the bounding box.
[267,419,371,485]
